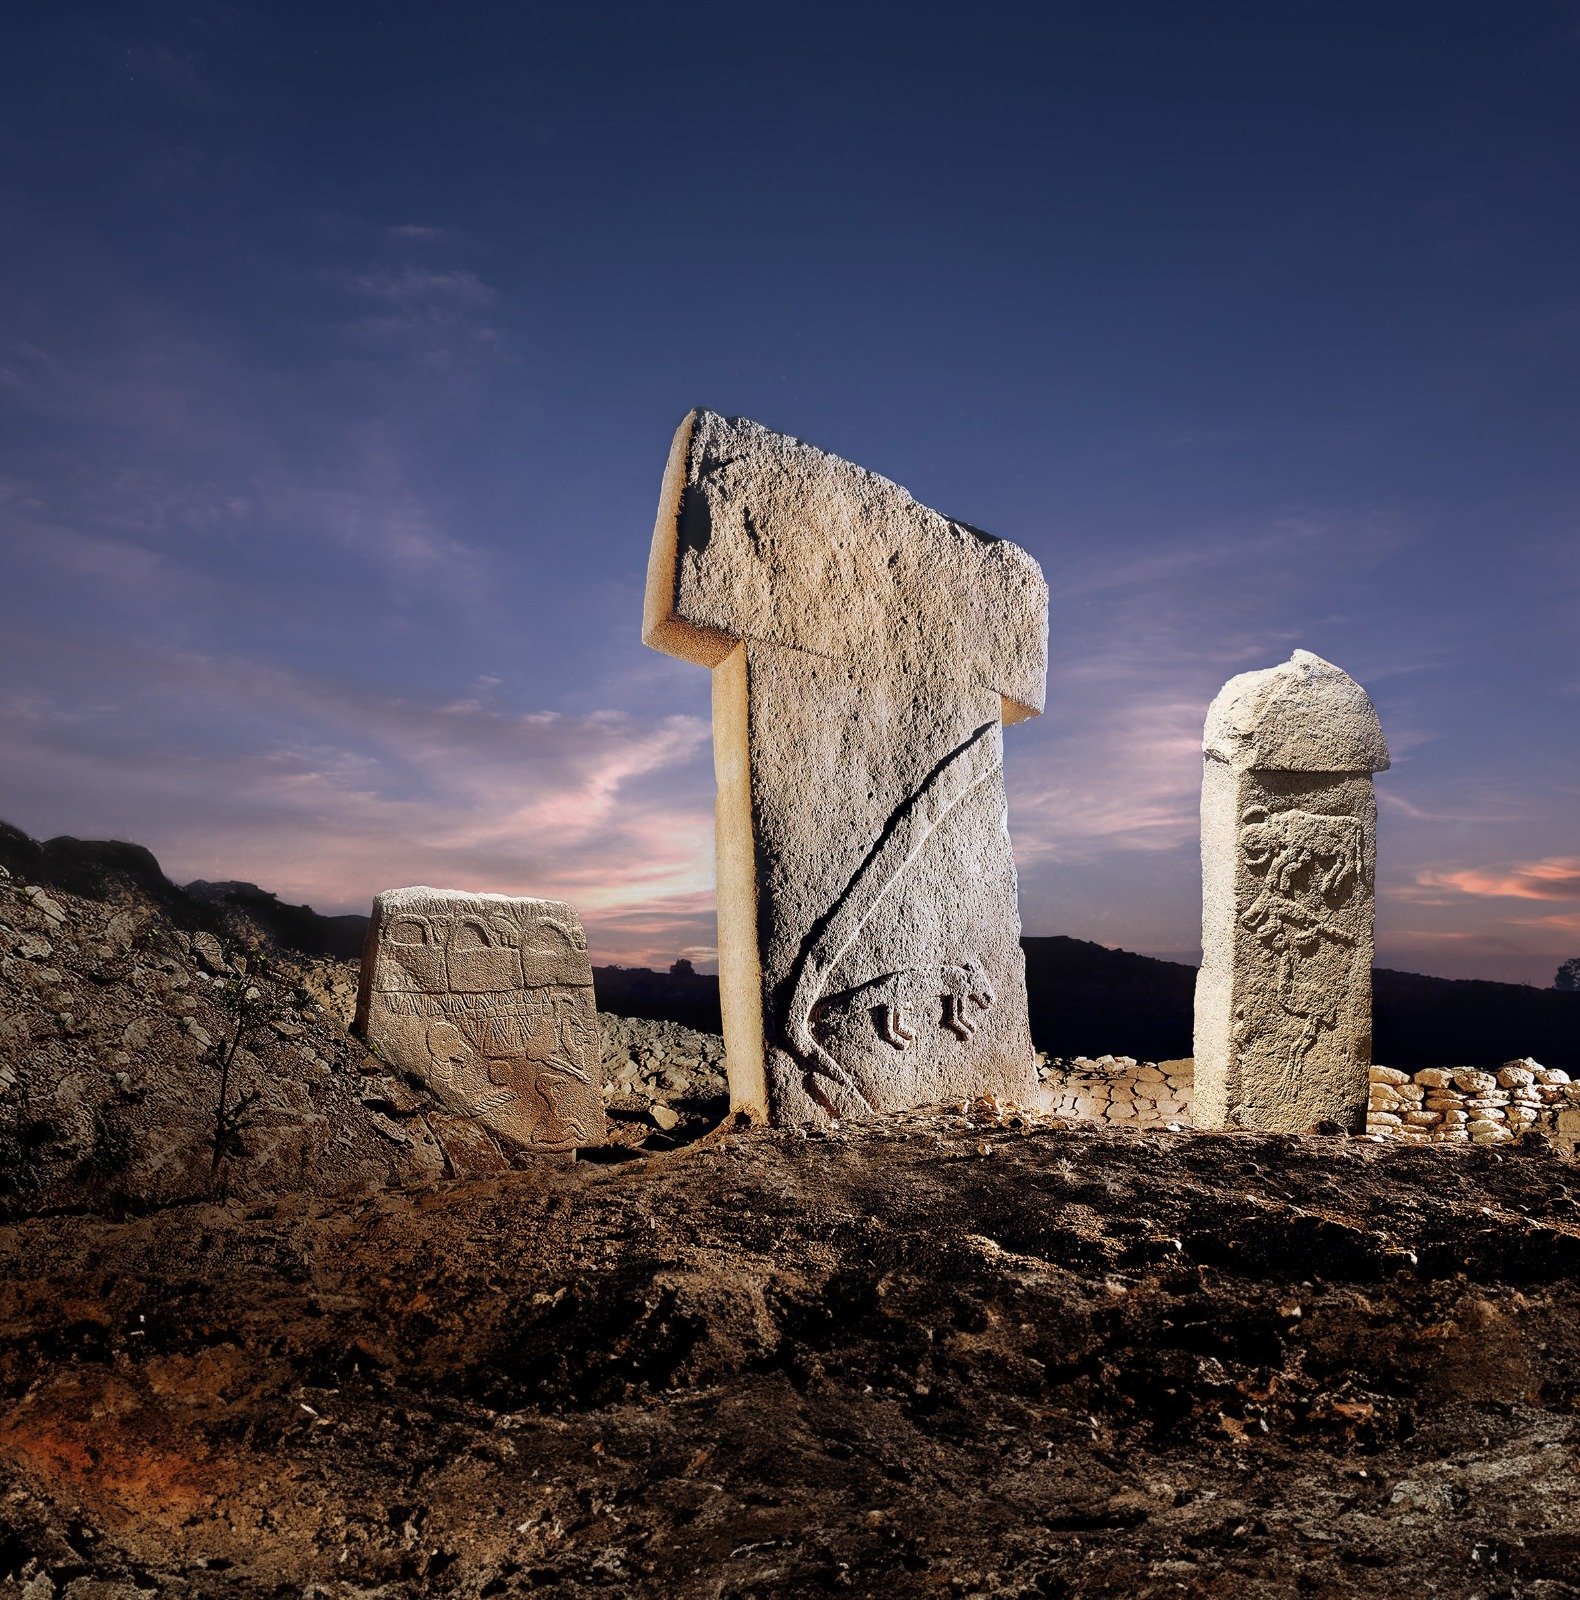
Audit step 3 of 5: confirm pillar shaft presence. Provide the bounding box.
[1193,651,1389,1132]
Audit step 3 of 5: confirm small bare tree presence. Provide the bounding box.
[210,971,267,1195]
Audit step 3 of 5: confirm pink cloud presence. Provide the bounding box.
[1416,858,1580,902]
[0,636,717,969]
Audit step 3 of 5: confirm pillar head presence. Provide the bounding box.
[1204,649,1389,774]
[643,408,1048,723]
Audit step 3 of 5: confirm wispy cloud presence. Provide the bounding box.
[345,265,503,366]
[1509,913,1580,933]
[1380,790,1528,826]
[1011,685,1202,865]
[0,284,497,608]
[1011,506,1415,875]
[1417,857,1580,902]
[351,267,496,312]
[0,636,714,966]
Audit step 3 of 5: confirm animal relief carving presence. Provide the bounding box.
[1193,649,1389,1133]
[781,722,1005,1119]
[354,888,605,1154]
[814,959,996,1056]
[1237,805,1366,1082]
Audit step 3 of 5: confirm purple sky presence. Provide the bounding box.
[3,4,1578,985]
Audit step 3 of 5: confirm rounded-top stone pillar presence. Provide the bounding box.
[1194,650,1389,1132]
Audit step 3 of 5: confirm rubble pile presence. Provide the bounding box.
[0,836,745,1213]
[597,1012,728,1146]
[0,858,468,1215]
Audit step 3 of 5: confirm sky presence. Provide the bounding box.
[1,2,1577,986]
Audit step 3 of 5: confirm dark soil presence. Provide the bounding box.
[4,1113,1580,1598]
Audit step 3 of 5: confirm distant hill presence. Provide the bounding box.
[0,825,371,962]
[1022,936,1579,1070]
[2,823,1572,1069]
[588,935,1577,1072]
[1022,936,1195,1063]
[184,879,369,960]
[591,962,723,1033]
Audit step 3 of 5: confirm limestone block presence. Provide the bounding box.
[644,410,1046,1124]
[1193,651,1388,1132]
[353,888,604,1153]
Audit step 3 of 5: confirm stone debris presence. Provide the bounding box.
[1194,650,1389,1133]
[1033,1054,1580,1154]
[597,1012,727,1147]
[189,928,231,974]
[23,885,67,924]
[599,1012,726,1099]
[0,859,476,1215]
[643,409,1046,1126]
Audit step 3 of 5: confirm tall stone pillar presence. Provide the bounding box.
[1193,650,1390,1132]
[643,410,1048,1126]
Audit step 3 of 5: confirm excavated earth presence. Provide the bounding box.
[3,836,1580,1597]
[5,1120,1580,1598]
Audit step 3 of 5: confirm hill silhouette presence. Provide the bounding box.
[2,823,1572,1070]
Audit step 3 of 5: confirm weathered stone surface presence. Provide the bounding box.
[643,409,1046,1124]
[1194,651,1389,1132]
[354,887,604,1152]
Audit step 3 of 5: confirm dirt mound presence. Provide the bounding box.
[0,845,464,1217]
[0,832,729,1218]
[3,1115,1580,1596]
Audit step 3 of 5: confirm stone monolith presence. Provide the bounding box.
[643,409,1047,1125]
[354,887,605,1152]
[1193,650,1389,1132]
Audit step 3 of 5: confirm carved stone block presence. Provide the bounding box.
[353,887,605,1153]
[1193,651,1389,1132]
[643,409,1046,1125]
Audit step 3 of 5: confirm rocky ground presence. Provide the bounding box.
[0,836,729,1216]
[5,1116,1580,1598]
[4,832,1580,1597]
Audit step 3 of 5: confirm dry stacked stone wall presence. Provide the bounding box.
[1365,1059,1580,1145]
[1039,1053,1580,1152]
[1039,1055,1193,1128]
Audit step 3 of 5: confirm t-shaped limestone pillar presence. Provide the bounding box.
[644,410,1048,1125]
[1193,650,1390,1132]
